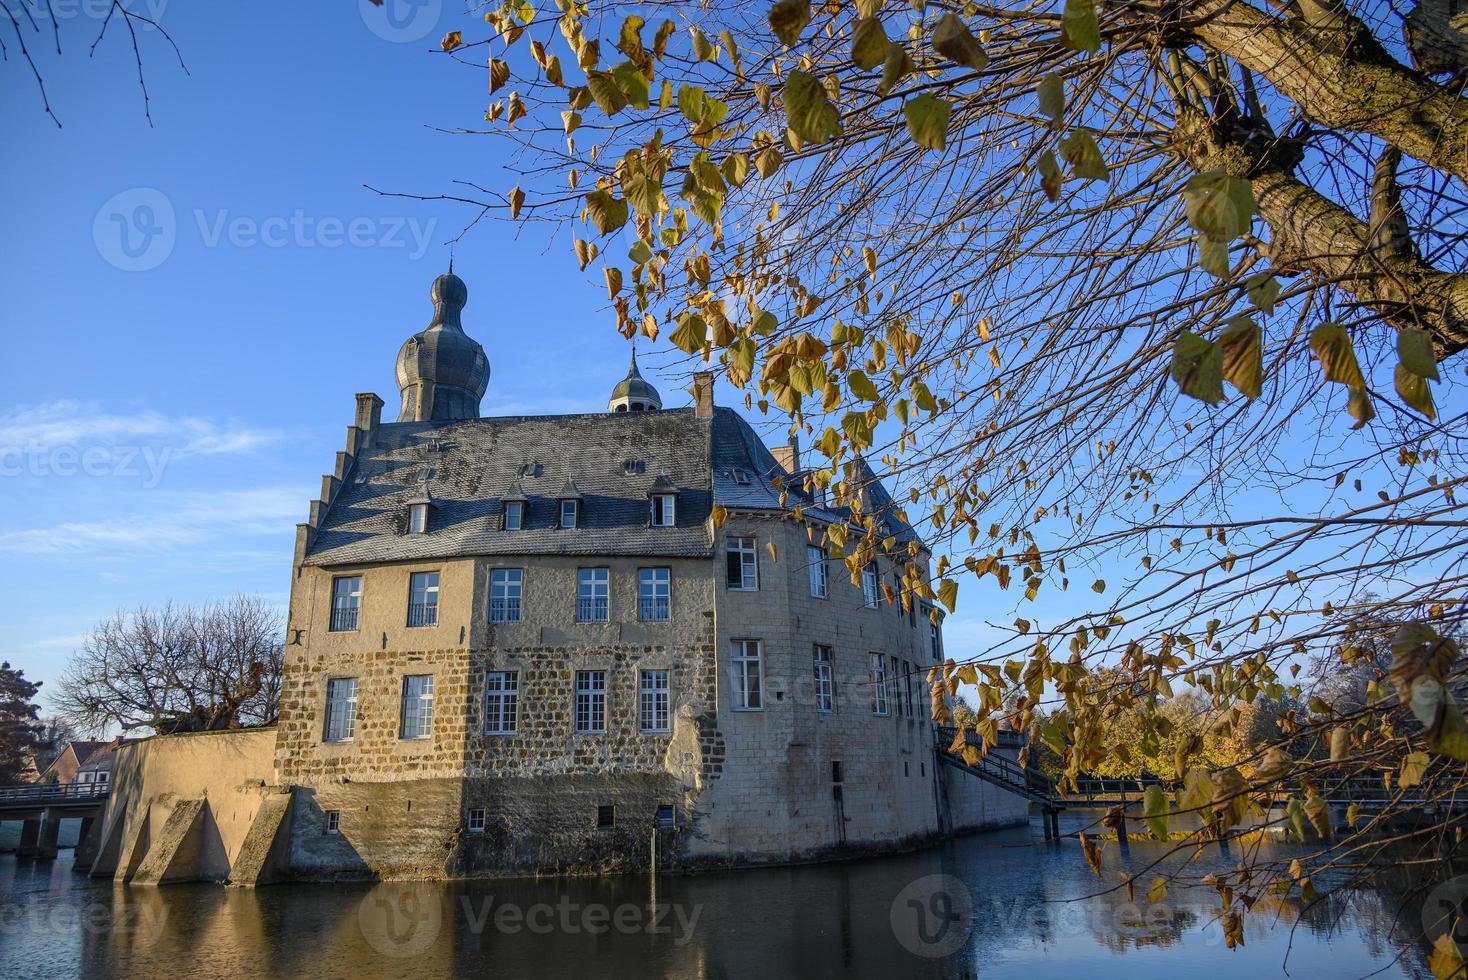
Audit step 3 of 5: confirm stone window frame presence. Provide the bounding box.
[730,638,764,711]
[407,569,441,628]
[488,568,523,624]
[650,493,676,527]
[807,544,828,599]
[329,575,363,632]
[399,673,435,740]
[576,567,610,622]
[323,676,358,743]
[869,654,889,716]
[725,535,759,591]
[637,566,671,622]
[861,563,881,609]
[467,808,487,833]
[813,644,835,712]
[574,669,608,734]
[927,609,943,662]
[639,668,672,733]
[483,670,519,735]
[890,656,903,719]
[903,659,916,719]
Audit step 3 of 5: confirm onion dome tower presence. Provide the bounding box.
[395,266,490,422]
[607,350,662,412]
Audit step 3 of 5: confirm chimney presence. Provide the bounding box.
[692,371,715,418]
[771,434,801,475]
[355,392,384,432]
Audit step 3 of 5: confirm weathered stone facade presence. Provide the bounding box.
[74,270,1029,887]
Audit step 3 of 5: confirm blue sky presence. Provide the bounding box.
[0,0,1026,703]
[0,0,703,696]
[4,2,1458,713]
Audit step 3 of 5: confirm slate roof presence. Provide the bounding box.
[303,406,918,567]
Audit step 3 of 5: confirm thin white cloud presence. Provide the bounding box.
[0,487,303,557]
[0,400,282,459]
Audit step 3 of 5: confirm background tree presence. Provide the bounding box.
[428,0,1468,959]
[0,662,44,783]
[53,594,283,736]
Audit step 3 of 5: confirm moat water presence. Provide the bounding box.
[0,812,1451,979]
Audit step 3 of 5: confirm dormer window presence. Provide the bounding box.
[651,494,676,527]
[557,478,584,529]
[504,501,524,531]
[409,503,429,534]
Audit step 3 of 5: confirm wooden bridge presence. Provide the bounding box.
[0,782,110,859]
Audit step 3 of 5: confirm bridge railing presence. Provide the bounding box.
[0,781,111,804]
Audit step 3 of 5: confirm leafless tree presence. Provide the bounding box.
[53,594,283,735]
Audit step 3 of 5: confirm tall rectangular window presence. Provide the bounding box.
[409,503,429,534]
[807,545,828,598]
[869,654,889,716]
[408,571,439,627]
[503,500,524,530]
[575,670,607,733]
[651,494,676,527]
[400,674,434,739]
[929,614,943,662]
[731,639,763,710]
[577,568,609,622]
[560,499,579,529]
[862,564,881,609]
[903,659,916,719]
[726,536,758,591]
[890,657,903,718]
[638,567,670,621]
[814,644,834,712]
[330,576,362,632]
[489,569,522,623]
[639,669,671,733]
[484,670,518,734]
[324,677,358,742]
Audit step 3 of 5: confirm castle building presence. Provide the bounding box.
[66,269,1025,886]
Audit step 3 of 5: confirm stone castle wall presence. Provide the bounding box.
[276,555,723,877]
[694,513,945,862]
